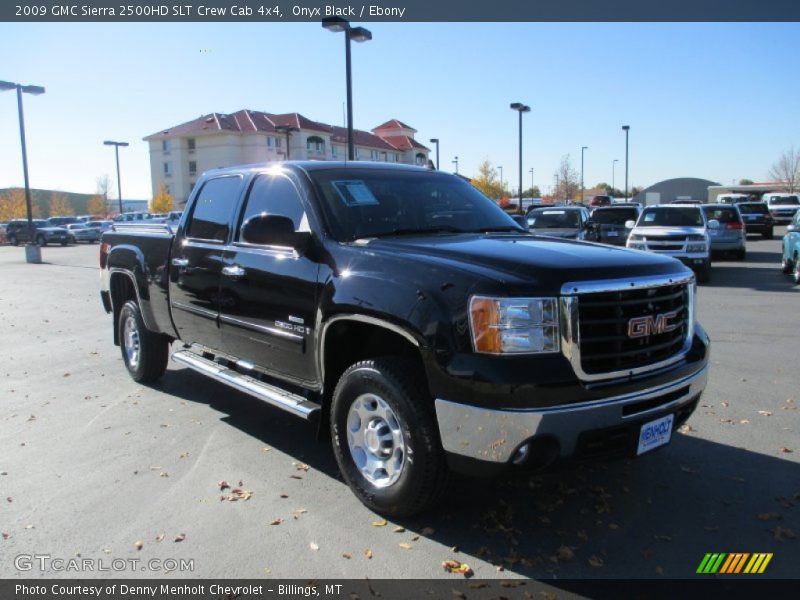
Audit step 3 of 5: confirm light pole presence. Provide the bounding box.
[322,17,372,160]
[529,168,534,193]
[510,102,531,215]
[1,80,45,264]
[555,174,560,201]
[498,165,503,194]
[622,125,630,200]
[580,146,588,202]
[275,125,299,160]
[612,159,619,195]
[103,140,129,214]
[452,156,459,174]
[429,138,440,170]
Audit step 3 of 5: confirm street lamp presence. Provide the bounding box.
[622,125,630,200]
[452,156,459,174]
[0,80,45,264]
[529,168,534,193]
[498,166,503,193]
[429,138,440,170]
[275,125,299,160]
[322,17,372,161]
[510,102,530,215]
[612,159,619,195]
[103,140,129,214]
[580,146,588,202]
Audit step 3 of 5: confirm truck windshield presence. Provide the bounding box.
[308,169,522,241]
[638,207,704,227]
[528,210,580,228]
[738,203,768,214]
[591,208,638,224]
[768,196,799,205]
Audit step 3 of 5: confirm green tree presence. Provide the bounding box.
[521,186,541,198]
[470,159,505,199]
[738,178,754,185]
[150,180,174,213]
[87,194,108,216]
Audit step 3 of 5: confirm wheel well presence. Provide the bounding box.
[109,272,137,346]
[320,320,426,434]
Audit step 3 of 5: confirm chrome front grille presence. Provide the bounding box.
[560,273,695,381]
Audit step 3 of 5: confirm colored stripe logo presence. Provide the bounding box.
[696,552,773,574]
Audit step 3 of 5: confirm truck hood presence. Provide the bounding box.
[529,227,580,239]
[356,233,685,287]
[630,226,705,237]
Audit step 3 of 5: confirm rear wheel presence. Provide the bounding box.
[782,254,794,274]
[330,358,449,517]
[735,248,746,261]
[696,261,711,284]
[118,300,169,382]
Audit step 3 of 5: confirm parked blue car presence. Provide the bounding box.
[780,210,800,284]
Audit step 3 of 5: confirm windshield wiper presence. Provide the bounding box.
[368,226,467,238]
[471,226,524,233]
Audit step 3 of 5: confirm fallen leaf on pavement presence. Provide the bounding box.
[218,481,230,491]
[134,541,143,551]
[364,549,373,559]
[342,553,352,559]
[779,447,793,454]
[155,533,164,542]
[468,582,488,589]
[772,527,796,541]
[371,519,388,527]
[309,542,319,551]
[290,475,303,480]
[174,534,186,542]
[295,463,310,471]
[442,559,473,577]
[2,533,9,540]
[399,542,412,550]
[721,401,729,407]
[269,519,283,526]
[452,591,466,599]
[279,493,288,499]
[588,555,604,567]
[556,545,575,561]
[393,526,405,533]
[221,488,253,501]
[758,411,773,417]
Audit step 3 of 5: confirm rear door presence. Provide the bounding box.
[169,175,243,350]
[218,172,321,386]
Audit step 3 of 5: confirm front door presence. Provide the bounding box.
[218,173,320,386]
[169,174,243,350]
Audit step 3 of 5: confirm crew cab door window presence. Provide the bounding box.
[186,176,242,242]
[236,174,307,238]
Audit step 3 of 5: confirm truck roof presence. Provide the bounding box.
[205,161,432,176]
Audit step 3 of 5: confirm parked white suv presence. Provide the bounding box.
[625,205,718,283]
[761,193,800,224]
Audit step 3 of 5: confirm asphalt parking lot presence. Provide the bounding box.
[0,233,798,582]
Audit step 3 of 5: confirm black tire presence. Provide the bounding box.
[735,248,746,261]
[330,358,449,517]
[794,259,800,286]
[781,256,794,274]
[763,229,773,240]
[37,235,46,247]
[696,262,711,284]
[8,235,18,246]
[118,300,169,382]
[61,240,68,246]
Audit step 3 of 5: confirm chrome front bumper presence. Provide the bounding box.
[435,364,708,463]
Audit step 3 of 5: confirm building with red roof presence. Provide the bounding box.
[143,110,430,204]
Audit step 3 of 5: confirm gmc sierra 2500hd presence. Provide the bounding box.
[100,162,709,516]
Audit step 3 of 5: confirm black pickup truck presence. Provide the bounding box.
[100,162,709,516]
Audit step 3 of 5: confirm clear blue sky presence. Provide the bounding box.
[1,22,799,198]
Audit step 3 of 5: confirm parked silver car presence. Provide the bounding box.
[66,223,101,244]
[701,204,746,260]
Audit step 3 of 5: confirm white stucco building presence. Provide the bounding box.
[143,111,430,206]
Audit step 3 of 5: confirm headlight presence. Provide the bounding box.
[469,296,560,354]
[627,242,647,250]
[628,234,643,241]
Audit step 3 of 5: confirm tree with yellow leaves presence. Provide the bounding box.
[87,194,108,216]
[49,192,74,217]
[470,160,505,200]
[0,188,34,221]
[150,180,174,213]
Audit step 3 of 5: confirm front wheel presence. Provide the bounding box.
[331,358,449,517]
[696,262,711,284]
[118,300,169,382]
[735,248,746,261]
[782,255,794,274]
[794,259,800,286]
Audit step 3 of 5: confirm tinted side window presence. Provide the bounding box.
[238,175,306,238]
[186,176,241,242]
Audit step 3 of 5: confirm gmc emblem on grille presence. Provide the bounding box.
[627,310,681,338]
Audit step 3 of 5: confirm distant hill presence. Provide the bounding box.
[0,188,98,217]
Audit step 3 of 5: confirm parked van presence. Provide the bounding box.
[761,193,800,223]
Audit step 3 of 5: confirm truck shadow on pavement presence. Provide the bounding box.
[154,367,799,579]
[706,259,797,292]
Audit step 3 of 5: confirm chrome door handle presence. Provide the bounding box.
[222,265,246,278]
[171,258,189,267]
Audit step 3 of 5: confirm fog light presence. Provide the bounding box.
[511,443,530,465]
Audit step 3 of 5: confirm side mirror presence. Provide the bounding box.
[624,220,636,229]
[241,214,311,251]
[707,219,720,230]
[787,224,798,233]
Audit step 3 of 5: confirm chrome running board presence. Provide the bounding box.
[172,349,320,420]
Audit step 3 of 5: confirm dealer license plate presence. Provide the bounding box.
[637,414,674,455]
